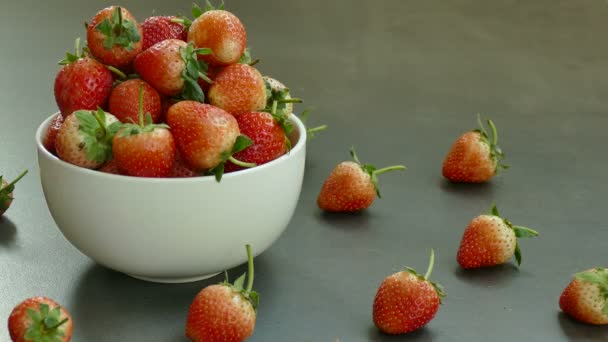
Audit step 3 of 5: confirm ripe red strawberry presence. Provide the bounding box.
[442,115,508,183]
[166,101,255,181]
[55,109,120,169]
[108,79,162,124]
[317,148,406,212]
[559,267,608,325]
[208,64,266,116]
[171,152,199,178]
[43,114,64,155]
[134,39,210,102]
[185,244,258,342]
[456,205,539,269]
[0,170,28,217]
[225,111,288,173]
[86,6,143,69]
[98,159,121,175]
[8,296,73,342]
[53,39,113,118]
[141,16,187,51]
[373,249,445,334]
[187,3,247,66]
[112,85,176,178]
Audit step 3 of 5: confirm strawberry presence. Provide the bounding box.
[141,16,187,51]
[225,111,288,173]
[171,152,199,178]
[373,249,445,334]
[112,84,176,178]
[86,6,143,69]
[166,101,255,181]
[53,39,114,117]
[187,2,247,66]
[0,170,28,217]
[263,76,302,117]
[456,205,539,269]
[8,296,73,342]
[559,267,608,325]
[108,79,162,124]
[133,39,211,102]
[185,244,258,342]
[317,148,406,212]
[208,64,266,116]
[442,115,508,183]
[55,109,120,169]
[43,114,64,155]
[98,159,121,175]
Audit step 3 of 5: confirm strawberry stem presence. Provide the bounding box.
[271,100,278,116]
[107,65,127,79]
[424,249,435,280]
[487,119,498,146]
[248,58,260,66]
[278,98,303,104]
[198,71,213,84]
[245,244,254,293]
[307,125,327,134]
[47,318,69,330]
[93,110,108,138]
[373,165,406,175]
[5,169,28,189]
[228,156,256,168]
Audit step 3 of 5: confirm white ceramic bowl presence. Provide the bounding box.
[35,112,306,283]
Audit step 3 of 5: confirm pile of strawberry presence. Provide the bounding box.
[43,3,307,181]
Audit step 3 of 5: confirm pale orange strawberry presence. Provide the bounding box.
[559,268,608,325]
[208,64,266,116]
[8,296,73,342]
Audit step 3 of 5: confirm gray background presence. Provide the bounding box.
[1,0,608,340]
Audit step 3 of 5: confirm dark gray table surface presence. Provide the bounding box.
[2,0,608,341]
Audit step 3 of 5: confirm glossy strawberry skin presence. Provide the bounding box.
[142,16,187,51]
[559,270,608,325]
[188,10,247,66]
[166,101,240,171]
[8,296,73,342]
[86,6,143,69]
[373,272,440,334]
[134,39,188,97]
[442,131,496,183]
[185,284,256,342]
[108,79,162,123]
[53,58,113,117]
[43,114,64,155]
[456,215,516,269]
[112,128,176,178]
[317,162,376,212]
[208,64,266,116]
[225,112,287,172]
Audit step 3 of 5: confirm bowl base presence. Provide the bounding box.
[127,272,221,284]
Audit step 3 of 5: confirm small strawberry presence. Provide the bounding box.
[208,64,266,116]
[112,84,176,178]
[108,79,162,124]
[55,108,120,169]
[559,267,608,325]
[133,39,211,102]
[43,114,64,155]
[262,76,302,117]
[187,2,247,66]
[86,6,143,69]
[373,249,445,334]
[456,205,539,269]
[317,148,406,212]
[442,115,508,183]
[166,101,255,181]
[0,170,28,217]
[185,244,258,342]
[53,38,114,117]
[141,16,187,51]
[98,159,121,175]
[8,296,73,342]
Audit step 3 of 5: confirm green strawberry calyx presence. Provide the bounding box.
[404,249,446,302]
[209,135,256,182]
[58,37,86,66]
[0,169,28,212]
[95,6,141,51]
[488,204,539,267]
[179,42,212,103]
[173,1,226,28]
[117,83,169,137]
[474,114,509,173]
[263,78,302,119]
[23,302,69,341]
[75,108,121,164]
[222,244,259,310]
[299,108,328,141]
[349,147,406,198]
[239,48,260,66]
[575,268,608,315]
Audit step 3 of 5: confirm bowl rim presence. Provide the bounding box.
[35,111,307,183]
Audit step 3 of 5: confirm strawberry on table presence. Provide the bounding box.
[8,296,73,342]
[208,64,267,116]
[166,101,255,181]
[141,16,187,51]
[457,204,539,269]
[112,84,176,178]
[86,6,143,69]
[317,148,406,212]
[108,79,162,124]
[559,267,608,325]
[55,109,120,169]
[0,170,28,217]
[185,244,258,342]
[43,114,64,155]
[442,115,508,183]
[373,249,445,334]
